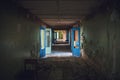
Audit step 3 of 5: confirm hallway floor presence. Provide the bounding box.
[17,57,107,80]
[46,44,72,58]
[16,44,107,80]
[46,52,72,57]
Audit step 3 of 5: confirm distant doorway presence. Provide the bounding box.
[46,29,72,57]
[40,27,80,58]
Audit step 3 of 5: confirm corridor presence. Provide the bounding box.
[0,0,120,80]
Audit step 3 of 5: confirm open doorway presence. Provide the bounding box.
[39,27,81,58]
[53,30,69,44]
[46,29,72,57]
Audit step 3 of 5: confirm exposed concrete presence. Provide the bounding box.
[82,5,120,79]
[16,58,108,80]
[0,1,40,80]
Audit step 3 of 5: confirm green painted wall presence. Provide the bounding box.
[82,8,120,78]
[0,1,40,80]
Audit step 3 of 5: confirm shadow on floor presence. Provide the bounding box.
[15,57,108,80]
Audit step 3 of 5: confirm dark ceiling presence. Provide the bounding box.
[13,0,108,26]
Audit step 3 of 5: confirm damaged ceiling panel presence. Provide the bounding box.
[14,0,107,26]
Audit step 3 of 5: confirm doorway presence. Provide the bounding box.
[39,27,81,58]
[47,29,72,57]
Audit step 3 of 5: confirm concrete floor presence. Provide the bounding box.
[16,57,107,80]
[46,52,72,57]
[46,44,72,58]
[15,44,107,80]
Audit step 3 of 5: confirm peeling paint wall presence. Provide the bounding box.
[82,7,120,78]
[0,1,40,80]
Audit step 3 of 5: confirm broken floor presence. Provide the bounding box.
[16,57,108,80]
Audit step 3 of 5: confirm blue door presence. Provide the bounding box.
[40,27,46,58]
[71,27,80,57]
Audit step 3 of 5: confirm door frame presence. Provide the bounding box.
[45,28,52,54]
[71,27,81,57]
[40,27,46,58]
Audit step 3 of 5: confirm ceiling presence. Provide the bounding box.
[14,0,107,26]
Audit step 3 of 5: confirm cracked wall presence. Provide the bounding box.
[0,1,40,80]
[82,7,120,78]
